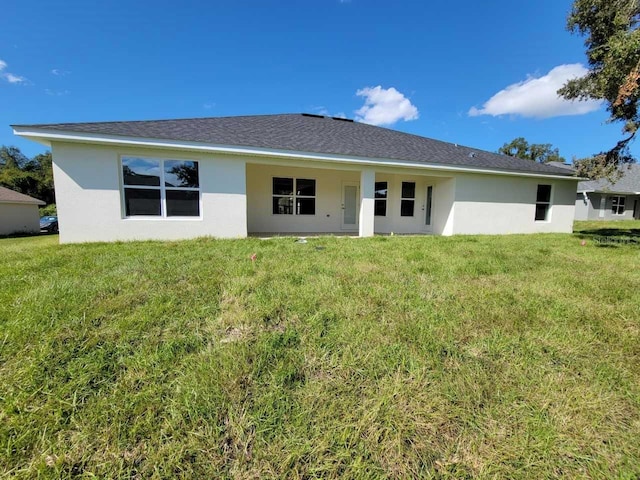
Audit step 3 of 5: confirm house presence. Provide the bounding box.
[575,164,640,221]
[0,186,45,236]
[12,114,579,244]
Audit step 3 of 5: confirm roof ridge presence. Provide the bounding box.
[11,113,300,128]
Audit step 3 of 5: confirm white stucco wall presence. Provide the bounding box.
[246,164,456,235]
[580,193,640,220]
[49,140,580,242]
[246,163,360,233]
[574,192,590,220]
[371,173,454,235]
[0,203,41,235]
[51,142,247,243]
[452,174,577,234]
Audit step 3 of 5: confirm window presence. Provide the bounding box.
[401,182,415,217]
[272,177,316,215]
[121,157,200,217]
[374,182,387,216]
[611,196,625,215]
[535,184,552,221]
[425,185,433,225]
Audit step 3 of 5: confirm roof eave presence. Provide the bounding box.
[581,189,640,195]
[13,126,579,181]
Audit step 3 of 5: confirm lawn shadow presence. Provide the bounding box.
[574,228,640,247]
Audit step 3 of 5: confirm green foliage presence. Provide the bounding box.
[1,227,639,478]
[498,137,566,163]
[559,0,640,176]
[39,204,57,216]
[0,146,54,204]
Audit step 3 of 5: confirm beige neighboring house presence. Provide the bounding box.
[575,164,640,221]
[0,186,45,235]
[12,114,580,244]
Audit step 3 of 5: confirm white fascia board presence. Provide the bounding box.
[13,126,580,181]
[588,189,638,195]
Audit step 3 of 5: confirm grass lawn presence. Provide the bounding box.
[1,221,639,478]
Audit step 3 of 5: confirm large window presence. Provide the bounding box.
[401,182,415,217]
[121,157,200,217]
[535,184,552,221]
[611,196,625,215]
[374,182,388,216]
[272,177,316,215]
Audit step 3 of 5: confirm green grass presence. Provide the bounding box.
[1,221,639,478]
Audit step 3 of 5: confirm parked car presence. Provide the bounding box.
[40,216,59,233]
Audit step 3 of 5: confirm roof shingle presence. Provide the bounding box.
[0,186,45,205]
[14,114,576,176]
[578,164,640,193]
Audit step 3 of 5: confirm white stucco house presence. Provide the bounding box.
[575,164,640,220]
[0,186,45,236]
[13,114,579,244]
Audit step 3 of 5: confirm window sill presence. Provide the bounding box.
[123,216,203,221]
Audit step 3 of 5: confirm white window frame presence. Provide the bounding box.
[374,181,388,217]
[611,195,626,215]
[272,177,316,215]
[400,181,416,217]
[120,156,202,220]
[534,184,553,222]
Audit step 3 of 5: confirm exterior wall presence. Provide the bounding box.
[246,164,360,233]
[246,164,455,235]
[574,192,590,220]
[372,173,453,235]
[50,140,581,242]
[452,174,578,234]
[580,193,640,220]
[0,203,40,235]
[51,142,247,243]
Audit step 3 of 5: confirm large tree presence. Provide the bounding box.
[558,0,640,178]
[498,137,566,163]
[0,147,55,205]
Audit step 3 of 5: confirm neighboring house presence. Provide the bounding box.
[0,186,45,235]
[13,114,579,244]
[575,164,640,221]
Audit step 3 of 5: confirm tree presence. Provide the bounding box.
[0,146,55,205]
[558,0,640,178]
[498,137,566,163]
[0,146,29,169]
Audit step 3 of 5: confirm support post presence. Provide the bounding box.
[359,169,375,237]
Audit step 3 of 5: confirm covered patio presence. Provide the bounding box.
[245,162,455,237]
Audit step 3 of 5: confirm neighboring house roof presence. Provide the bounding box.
[0,186,45,205]
[578,164,640,194]
[13,114,576,177]
[546,161,575,171]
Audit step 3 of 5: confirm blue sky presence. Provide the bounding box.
[1,0,636,161]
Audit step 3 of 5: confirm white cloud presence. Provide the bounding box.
[469,64,602,119]
[51,68,70,76]
[45,88,69,96]
[311,106,347,118]
[5,73,27,84]
[0,59,29,84]
[354,86,419,126]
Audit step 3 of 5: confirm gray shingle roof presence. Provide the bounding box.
[14,114,576,176]
[0,186,45,205]
[578,164,640,193]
